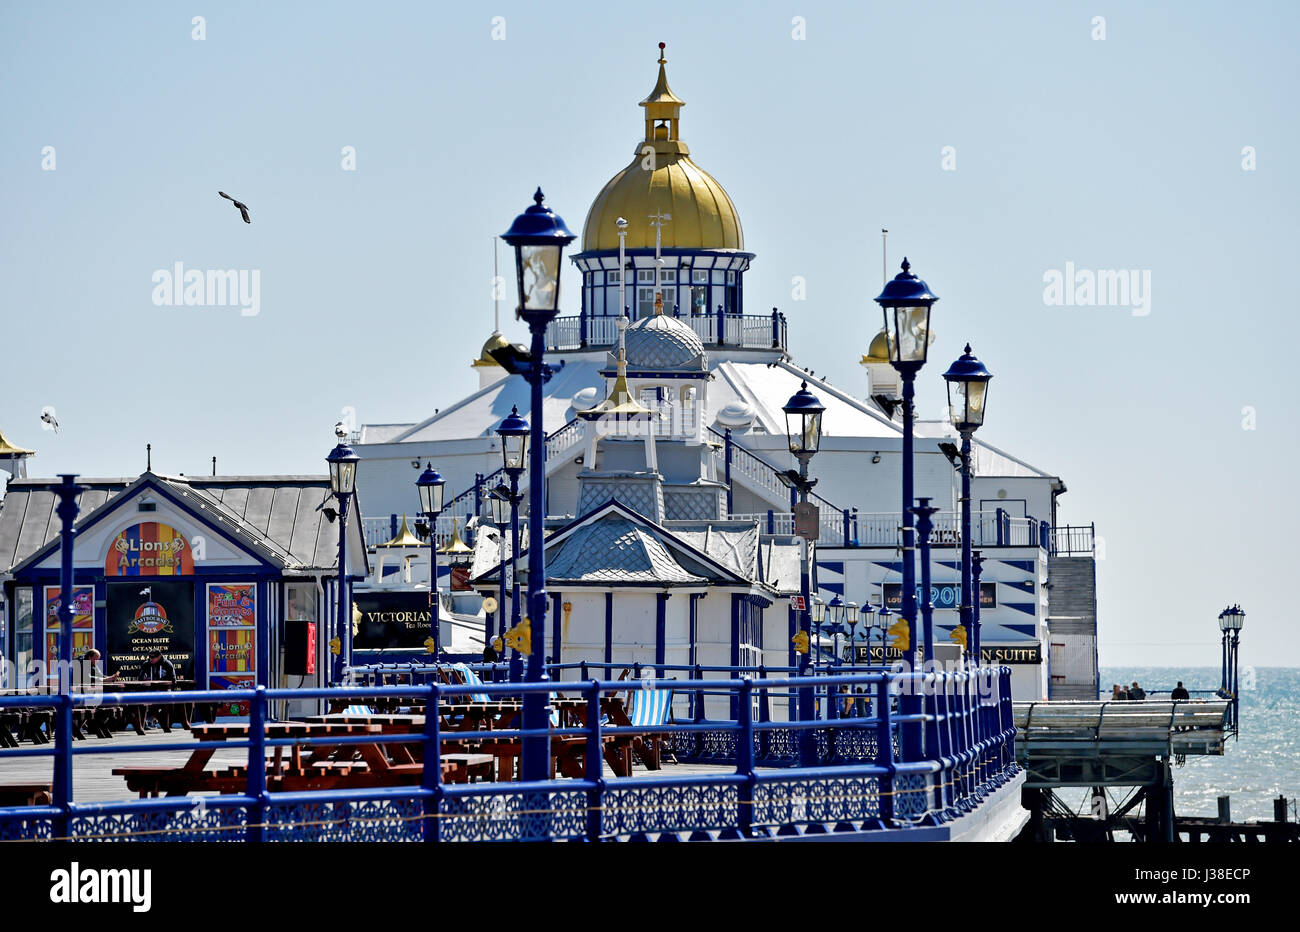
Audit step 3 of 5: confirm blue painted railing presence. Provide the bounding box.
[0,667,1016,842]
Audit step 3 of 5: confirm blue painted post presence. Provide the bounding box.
[723,428,733,514]
[579,306,588,347]
[899,368,922,763]
[913,498,939,797]
[971,551,985,664]
[694,664,705,724]
[995,507,1006,547]
[508,472,523,683]
[473,474,483,520]
[334,492,352,685]
[767,510,775,535]
[585,680,603,842]
[737,677,754,838]
[842,509,851,547]
[716,303,725,346]
[247,685,267,842]
[603,593,613,669]
[852,507,859,547]
[655,593,668,677]
[423,683,442,841]
[959,432,975,666]
[771,308,780,348]
[428,504,440,660]
[390,513,398,539]
[875,674,894,826]
[551,592,562,667]
[521,312,553,785]
[52,474,80,841]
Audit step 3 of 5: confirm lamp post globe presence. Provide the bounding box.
[942,344,993,433]
[326,442,359,496]
[415,464,446,517]
[496,405,530,474]
[502,188,576,323]
[875,258,938,370]
[783,381,826,464]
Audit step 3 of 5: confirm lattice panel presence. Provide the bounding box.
[752,775,882,827]
[601,782,739,838]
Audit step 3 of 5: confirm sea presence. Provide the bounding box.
[1099,666,1298,823]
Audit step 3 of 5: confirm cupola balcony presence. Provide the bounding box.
[545,307,787,354]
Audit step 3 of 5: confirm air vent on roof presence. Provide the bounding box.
[138,500,157,513]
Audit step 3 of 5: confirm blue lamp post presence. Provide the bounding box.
[874,258,938,759]
[1218,604,1244,731]
[943,344,992,667]
[52,474,81,838]
[415,464,446,657]
[326,440,360,685]
[495,405,529,683]
[782,381,825,765]
[500,189,575,783]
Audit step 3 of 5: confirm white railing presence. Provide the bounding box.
[729,511,847,546]
[854,511,1042,548]
[544,312,786,352]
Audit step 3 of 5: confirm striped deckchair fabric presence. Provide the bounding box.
[342,704,373,716]
[628,684,672,728]
[450,663,492,703]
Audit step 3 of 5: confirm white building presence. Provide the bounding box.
[350,48,1099,703]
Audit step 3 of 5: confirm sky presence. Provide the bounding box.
[1,1,1296,667]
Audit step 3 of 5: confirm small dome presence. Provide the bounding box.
[472,331,509,368]
[861,329,893,365]
[570,386,600,411]
[715,401,756,429]
[624,313,706,369]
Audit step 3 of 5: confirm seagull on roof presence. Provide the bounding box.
[218,191,251,224]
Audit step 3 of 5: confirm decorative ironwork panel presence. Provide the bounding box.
[265,798,424,842]
[893,773,931,820]
[68,807,247,842]
[440,790,587,843]
[752,775,881,827]
[601,782,739,838]
[0,816,53,841]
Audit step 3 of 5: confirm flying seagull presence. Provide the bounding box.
[218,191,251,224]
[40,410,59,433]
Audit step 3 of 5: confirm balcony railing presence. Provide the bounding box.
[1050,524,1095,556]
[545,310,788,353]
[853,510,1046,549]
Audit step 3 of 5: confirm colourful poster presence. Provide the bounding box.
[44,586,94,663]
[207,584,256,627]
[209,673,255,717]
[105,522,194,576]
[207,583,256,717]
[209,628,255,671]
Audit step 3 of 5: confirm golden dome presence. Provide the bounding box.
[472,330,509,368]
[582,44,743,252]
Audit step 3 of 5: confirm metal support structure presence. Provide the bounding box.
[898,366,922,760]
[508,471,523,683]
[425,506,441,659]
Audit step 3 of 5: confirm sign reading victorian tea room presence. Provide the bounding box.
[352,591,432,650]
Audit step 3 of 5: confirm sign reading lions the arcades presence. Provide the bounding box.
[107,580,195,677]
[352,591,432,650]
[105,522,194,576]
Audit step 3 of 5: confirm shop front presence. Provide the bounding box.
[0,472,367,711]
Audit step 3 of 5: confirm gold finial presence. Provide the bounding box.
[658,40,667,65]
[438,517,474,553]
[377,514,423,548]
[654,291,664,316]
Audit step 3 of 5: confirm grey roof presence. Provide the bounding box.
[471,500,762,589]
[546,514,708,584]
[665,521,760,578]
[0,473,360,574]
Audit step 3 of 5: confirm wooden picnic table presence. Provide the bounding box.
[112,720,489,797]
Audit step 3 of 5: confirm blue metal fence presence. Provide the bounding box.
[0,666,1017,842]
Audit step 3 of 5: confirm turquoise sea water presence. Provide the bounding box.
[1098,667,1298,823]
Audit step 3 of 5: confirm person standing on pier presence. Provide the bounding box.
[1130,681,1146,700]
